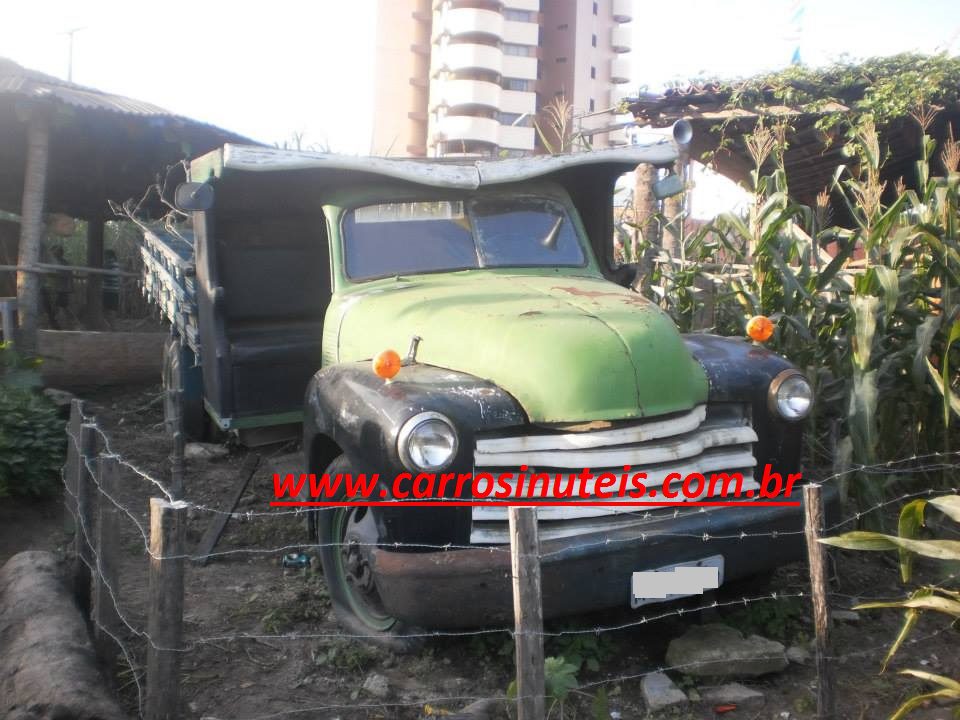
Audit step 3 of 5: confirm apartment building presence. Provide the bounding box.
[371,0,633,157]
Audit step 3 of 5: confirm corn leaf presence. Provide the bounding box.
[897,500,927,582]
[889,688,960,720]
[929,496,960,523]
[855,594,960,617]
[821,532,960,561]
[898,669,960,692]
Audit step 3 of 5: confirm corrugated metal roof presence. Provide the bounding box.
[0,56,243,131]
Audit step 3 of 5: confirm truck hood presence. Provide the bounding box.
[335,273,708,423]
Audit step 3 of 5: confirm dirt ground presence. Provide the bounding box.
[3,382,959,720]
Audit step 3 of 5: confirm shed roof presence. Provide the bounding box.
[0,57,252,220]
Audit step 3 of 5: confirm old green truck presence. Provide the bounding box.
[140,131,833,641]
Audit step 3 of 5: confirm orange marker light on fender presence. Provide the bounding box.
[373,349,402,380]
[746,315,774,343]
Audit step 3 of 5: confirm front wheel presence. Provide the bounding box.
[316,456,420,650]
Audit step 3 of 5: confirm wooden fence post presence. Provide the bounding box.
[169,388,185,501]
[93,454,122,674]
[804,483,835,720]
[145,497,186,720]
[73,422,97,614]
[509,506,546,720]
[64,398,84,533]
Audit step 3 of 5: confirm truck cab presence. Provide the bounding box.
[141,138,834,641]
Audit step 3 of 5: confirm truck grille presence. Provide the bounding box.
[470,404,758,544]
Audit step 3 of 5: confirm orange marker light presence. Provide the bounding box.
[372,349,402,380]
[746,315,774,342]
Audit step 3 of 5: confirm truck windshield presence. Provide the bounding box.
[342,197,585,280]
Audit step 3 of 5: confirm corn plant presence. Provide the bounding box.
[639,112,960,510]
[821,495,960,719]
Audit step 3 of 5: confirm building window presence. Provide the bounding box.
[556,57,567,63]
[503,78,535,92]
[503,43,535,57]
[593,2,599,14]
[499,112,532,127]
[589,99,595,111]
[591,34,597,47]
[590,66,596,79]
[503,9,535,22]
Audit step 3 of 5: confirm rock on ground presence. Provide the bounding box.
[0,551,125,720]
[786,645,811,665]
[665,623,788,677]
[700,682,765,710]
[184,442,230,460]
[641,671,688,711]
[362,672,390,699]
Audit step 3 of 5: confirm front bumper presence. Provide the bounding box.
[369,485,840,629]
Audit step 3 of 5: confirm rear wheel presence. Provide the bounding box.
[316,455,419,650]
[162,336,206,441]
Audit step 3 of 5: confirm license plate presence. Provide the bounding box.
[630,555,724,609]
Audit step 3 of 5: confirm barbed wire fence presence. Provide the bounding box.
[61,393,960,720]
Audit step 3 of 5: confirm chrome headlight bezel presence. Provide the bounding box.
[768,369,813,421]
[397,411,459,472]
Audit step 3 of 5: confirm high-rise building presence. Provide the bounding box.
[371,0,633,157]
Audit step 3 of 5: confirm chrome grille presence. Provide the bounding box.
[470,404,758,544]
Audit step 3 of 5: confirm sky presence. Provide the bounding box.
[1,1,958,160]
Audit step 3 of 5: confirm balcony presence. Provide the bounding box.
[498,123,535,150]
[438,7,504,39]
[502,19,539,45]
[499,88,536,114]
[612,0,632,22]
[432,79,502,110]
[501,54,538,80]
[436,114,500,145]
[611,25,632,52]
[436,43,503,75]
[610,57,630,84]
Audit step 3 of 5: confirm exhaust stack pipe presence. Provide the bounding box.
[671,119,693,146]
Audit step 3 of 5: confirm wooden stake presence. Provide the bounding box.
[73,422,97,614]
[804,483,835,720]
[64,398,84,533]
[145,497,186,720]
[509,506,546,720]
[93,454,122,674]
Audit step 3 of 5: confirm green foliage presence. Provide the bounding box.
[545,630,616,674]
[0,385,64,499]
[639,110,960,511]
[724,594,807,644]
[822,495,960,719]
[687,53,960,127]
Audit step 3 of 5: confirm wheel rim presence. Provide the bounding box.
[331,505,396,631]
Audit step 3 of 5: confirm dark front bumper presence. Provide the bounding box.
[369,485,840,629]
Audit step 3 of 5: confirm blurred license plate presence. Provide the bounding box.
[630,555,724,609]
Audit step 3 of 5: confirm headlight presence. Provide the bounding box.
[768,370,813,421]
[397,412,459,472]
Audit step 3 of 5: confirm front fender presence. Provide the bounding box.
[302,361,526,545]
[683,333,805,477]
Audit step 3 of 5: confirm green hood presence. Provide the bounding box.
[334,273,708,423]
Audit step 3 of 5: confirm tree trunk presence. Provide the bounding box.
[16,114,50,353]
[662,158,686,258]
[632,163,657,258]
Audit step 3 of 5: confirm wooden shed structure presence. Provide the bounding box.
[0,57,249,350]
[627,84,960,212]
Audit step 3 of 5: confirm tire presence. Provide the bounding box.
[316,455,421,651]
[162,336,207,441]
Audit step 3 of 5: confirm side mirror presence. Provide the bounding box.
[174,182,214,212]
[652,173,684,200]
